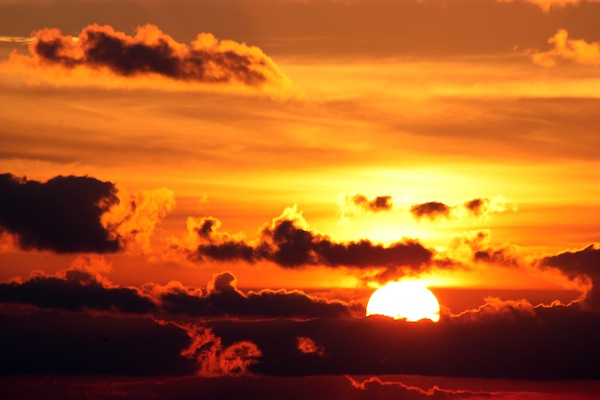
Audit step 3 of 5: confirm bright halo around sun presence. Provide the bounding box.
[366,281,440,322]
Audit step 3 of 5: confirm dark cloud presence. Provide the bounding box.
[192,209,433,277]
[0,173,120,253]
[410,201,451,220]
[210,301,600,380]
[464,198,489,216]
[0,269,156,314]
[160,271,350,318]
[347,194,393,212]
[541,244,600,308]
[30,24,287,87]
[0,310,196,375]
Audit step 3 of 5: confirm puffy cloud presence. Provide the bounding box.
[101,186,175,253]
[25,24,288,88]
[190,206,434,278]
[0,173,175,254]
[531,29,600,67]
[410,201,451,220]
[159,271,351,318]
[0,173,120,253]
[541,244,600,308]
[340,194,393,217]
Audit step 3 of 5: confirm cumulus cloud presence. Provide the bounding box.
[158,271,351,318]
[0,173,120,253]
[410,201,451,220]
[339,193,393,217]
[531,29,600,67]
[19,24,288,89]
[410,197,511,221]
[188,206,434,279]
[0,173,175,254]
[102,186,175,253]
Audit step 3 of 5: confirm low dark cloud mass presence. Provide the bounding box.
[191,208,433,276]
[29,24,287,87]
[0,311,196,376]
[0,269,156,314]
[0,375,513,400]
[410,201,451,220]
[211,301,600,380]
[160,271,350,318]
[0,173,120,253]
[347,194,393,212]
[541,244,600,308]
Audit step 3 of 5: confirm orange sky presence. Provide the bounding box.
[0,1,599,397]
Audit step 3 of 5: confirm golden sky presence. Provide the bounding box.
[0,1,599,398]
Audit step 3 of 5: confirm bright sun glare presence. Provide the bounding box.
[366,281,440,322]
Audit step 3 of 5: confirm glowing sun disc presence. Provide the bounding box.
[366,281,440,322]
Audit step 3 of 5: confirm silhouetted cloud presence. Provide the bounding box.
[28,24,288,87]
[345,194,393,213]
[541,244,600,308]
[0,269,157,314]
[0,173,120,253]
[0,310,195,375]
[530,29,600,67]
[191,206,433,276]
[410,201,451,220]
[463,198,488,216]
[210,300,600,379]
[159,271,350,318]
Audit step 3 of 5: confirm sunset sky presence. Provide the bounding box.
[1,0,599,399]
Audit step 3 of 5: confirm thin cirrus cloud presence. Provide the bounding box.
[187,206,434,276]
[0,173,175,254]
[18,23,289,89]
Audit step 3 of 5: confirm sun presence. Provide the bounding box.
[366,281,440,322]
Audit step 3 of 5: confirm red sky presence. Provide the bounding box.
[1,1,599,399]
